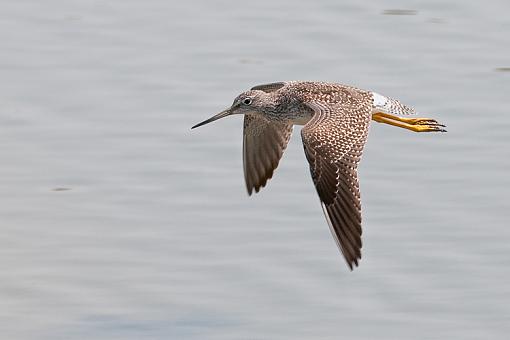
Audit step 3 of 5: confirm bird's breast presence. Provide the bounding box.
[274,101,314,126]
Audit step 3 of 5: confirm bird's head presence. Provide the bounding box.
[191,90,269,129]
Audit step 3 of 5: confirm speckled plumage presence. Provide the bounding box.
[192,81,445,270]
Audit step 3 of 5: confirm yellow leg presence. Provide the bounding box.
[373,112,445,125]
[372,112,446,132]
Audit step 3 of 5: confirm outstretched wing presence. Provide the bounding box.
[301,101,372,269]
[243,113,293,195]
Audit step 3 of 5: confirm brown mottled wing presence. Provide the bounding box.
[301,101,371,270]
[243,113,293,195]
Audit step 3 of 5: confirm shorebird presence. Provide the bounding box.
[191,81,445,270]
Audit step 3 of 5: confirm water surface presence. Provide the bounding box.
[1,1,509,339]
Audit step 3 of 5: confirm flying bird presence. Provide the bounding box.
[192,81,445,270]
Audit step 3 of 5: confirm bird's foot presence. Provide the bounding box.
[402,117,445,126]
[410,123,447,132]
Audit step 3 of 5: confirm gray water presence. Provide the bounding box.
[1,1,509,339]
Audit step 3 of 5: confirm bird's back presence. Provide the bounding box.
[279,81,372,108]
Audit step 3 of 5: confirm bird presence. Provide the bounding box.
[191,81,446,270]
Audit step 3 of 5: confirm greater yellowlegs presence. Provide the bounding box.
[192,81,446,270]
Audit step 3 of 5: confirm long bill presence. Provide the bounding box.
[191,109,231,129]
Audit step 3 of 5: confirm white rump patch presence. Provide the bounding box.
[372,92,388,107]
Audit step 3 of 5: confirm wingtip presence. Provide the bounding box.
[346,257,360,271]
[246,183,265,196]
[245,184,254,196]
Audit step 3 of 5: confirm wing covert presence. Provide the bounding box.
[251,82,287,93]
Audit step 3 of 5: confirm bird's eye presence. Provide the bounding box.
[243,98,252,105]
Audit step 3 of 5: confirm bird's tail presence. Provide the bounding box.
[372,92,416,116]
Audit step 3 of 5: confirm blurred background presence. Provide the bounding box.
[1,0,509,339]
